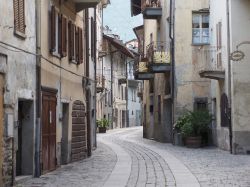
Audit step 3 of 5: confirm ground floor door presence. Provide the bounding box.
[16,100,34,176]
[42,90,57,173]
[71,101,87,162]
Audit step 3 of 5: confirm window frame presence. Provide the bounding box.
[13,0,26,38]
[192,11,210,45]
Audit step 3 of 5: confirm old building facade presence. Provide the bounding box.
[0,0,37,185]
[200,0,250,154]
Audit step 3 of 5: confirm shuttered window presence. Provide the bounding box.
[50,5,56,52]
[61,16,67,57]
[68,21,75,61]
[78,28,83,64]
[13,0,26,34]
[75,26,79,63]
[49,5,83,64]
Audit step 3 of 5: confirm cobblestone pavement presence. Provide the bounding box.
[18,127,250,187]
[17,142,117,187]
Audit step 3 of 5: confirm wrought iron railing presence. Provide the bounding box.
[194,46,226,72]
[146,41,171,64]
[134,56,149,74]
[96,75,105,88]
[141,0,161,11]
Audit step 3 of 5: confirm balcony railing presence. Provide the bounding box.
[96,75,105,93]
[141,0,162,19]
[71,0,101,11]
[197,47,225,80]
[146,41,171,73]
[134,57,154,80]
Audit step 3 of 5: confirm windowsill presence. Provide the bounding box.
[70,60,79,65]
[191,43,210,46]
[52,52,61,59]
[14,30,26,40]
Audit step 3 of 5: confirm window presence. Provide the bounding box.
[192,12,209,44]
[194,98,208,111]
[13,0,26,36]
[50,5,83,64]
[216,22,222,68]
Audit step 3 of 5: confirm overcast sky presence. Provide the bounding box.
[103,0,143,42]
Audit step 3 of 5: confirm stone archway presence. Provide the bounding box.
[71,100,87,162]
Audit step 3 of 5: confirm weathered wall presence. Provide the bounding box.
[230,0,250,154]
[175,0,210,118]
[0,0,36,184]
[40,0,86,164]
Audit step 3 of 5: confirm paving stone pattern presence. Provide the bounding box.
[17,127,250,187]
[128,128,250,187]
[17,142,117,187]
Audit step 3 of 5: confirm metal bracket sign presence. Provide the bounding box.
[230,50,245,61]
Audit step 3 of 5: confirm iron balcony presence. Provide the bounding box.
[146,41,171,73]
[141,0,162,19]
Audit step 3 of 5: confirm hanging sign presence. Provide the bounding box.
[230,50,245,61]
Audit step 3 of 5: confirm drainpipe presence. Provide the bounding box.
[85,9,92,157]
[226,0,233,154]
[35,0,41,177]
[110,44,114,129]
[169,0,175,143]
[126,58,129,128]
[94,7,97,148]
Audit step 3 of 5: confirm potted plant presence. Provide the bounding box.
[174,113,192,146]
[97,118,110,133]
[180,110,212,148]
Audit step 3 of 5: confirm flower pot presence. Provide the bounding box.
[98,127,106,133]
[185,136,202,148]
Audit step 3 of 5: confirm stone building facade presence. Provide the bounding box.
[0,0,37,185]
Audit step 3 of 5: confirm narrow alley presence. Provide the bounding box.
[18,127,250,187]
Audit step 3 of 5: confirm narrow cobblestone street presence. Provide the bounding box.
[18,127,250,187]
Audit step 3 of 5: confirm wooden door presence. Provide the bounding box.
[42,90,57,173]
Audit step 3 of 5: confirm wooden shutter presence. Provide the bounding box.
[61,16,67,57]
[78,27,83,64]
[13,0,26,34]
[75,26,79,63]
[68,21,75,61]
[91,17,94,58]
[50,5,56,52]
[58,14,62,56]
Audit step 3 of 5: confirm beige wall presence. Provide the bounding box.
[175,0,210,119]
[41,0,86,162]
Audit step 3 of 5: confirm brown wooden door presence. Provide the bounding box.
[42,90,57,173]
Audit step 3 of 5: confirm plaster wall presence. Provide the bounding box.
[40,0,87,164]
[230,0,250,153]
[174,0,210,119]
[0,0,36,183]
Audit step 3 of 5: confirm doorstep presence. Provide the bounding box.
[15,175,33,186]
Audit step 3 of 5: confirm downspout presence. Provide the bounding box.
[94,7,97,148]
[35,0,41,177]
[110,44,114,129]
[126,58,129,128]
[226,0,233,154]
[85,9,92,157]
[169,0,175,143]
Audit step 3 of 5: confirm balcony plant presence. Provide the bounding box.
[96,118,110,133]
[177,110,212,148]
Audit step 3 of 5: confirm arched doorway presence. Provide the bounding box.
[71,101,87,162]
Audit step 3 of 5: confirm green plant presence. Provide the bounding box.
[179,110,212,137]
[96,118,110,128]
[175,112,192,131]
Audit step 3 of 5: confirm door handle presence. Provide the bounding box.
[50,110,52,124]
